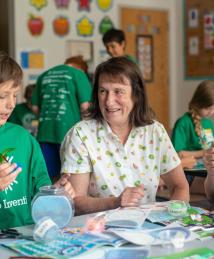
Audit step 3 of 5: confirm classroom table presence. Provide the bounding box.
[1,211,214,259]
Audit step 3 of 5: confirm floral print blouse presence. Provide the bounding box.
[60,119,180,203]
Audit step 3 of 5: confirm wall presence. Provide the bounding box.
[11,0,199,128]
[0,0,9,53]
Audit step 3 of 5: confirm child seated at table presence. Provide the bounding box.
[0,52,75,229]
[171,81,214,195]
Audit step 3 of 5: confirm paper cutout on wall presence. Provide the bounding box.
[96,0,113,12]
[76,16,94,37]
[204,13,214,49]
[188,8,199,28]
[20,50,44,69]
[189,37,199,55]
[126,24,136,33]
[53,16,70,36]
[30,0,47,10]
[98,49,109,63]
[137,35,153,82]
[99,16,114,35]
[55,0,70,8]
[28,15,44,36]
[77,0,92,11]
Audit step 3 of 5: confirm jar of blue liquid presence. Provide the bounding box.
[32,185,74,228]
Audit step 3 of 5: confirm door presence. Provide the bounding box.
[121,8,169,131]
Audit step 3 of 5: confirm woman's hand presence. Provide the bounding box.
[118,185,144,207]
[54,174,75,199]
[0,162,22,191]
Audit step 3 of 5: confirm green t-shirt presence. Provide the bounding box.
[171,112,214,152]
[32,64,92,143]
[125,54,138,64]
[8,103,37,136]
[0,122,51,229]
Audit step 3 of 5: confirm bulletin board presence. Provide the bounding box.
[183,0,214,79]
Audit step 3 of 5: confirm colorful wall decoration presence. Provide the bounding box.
[27,14,44,36]
[183,0,214,79]
[54,0,70,9]
[76,16,94,36]
[99,16,114,35]
[20,50,45,69]
[30,0,47,11]
[77,0,92,11]
[53,16,70,36]
[96,0,113,12]
[137,35,153,82]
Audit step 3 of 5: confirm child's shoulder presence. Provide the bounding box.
[4,122,33,139]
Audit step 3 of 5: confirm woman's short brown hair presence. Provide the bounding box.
[0,51,23,87]
[90,57,154,127]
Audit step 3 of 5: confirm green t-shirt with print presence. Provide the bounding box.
[0,122,51,229]
[171,112,214,152]
[8,103,37,136]
[32,64,92,144]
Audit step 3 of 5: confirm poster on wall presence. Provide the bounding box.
[136,35,153,82]
[20,50,45,69]
[66,40,93,61]
[189,37,199,55]
[204,13,214,49]
[188,8,199,28]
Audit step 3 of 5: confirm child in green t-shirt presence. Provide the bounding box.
[172,81,214,163]
[9,84,38,136]
[171,81,214,193]
[0,52,75,229]
[102,28,137,64]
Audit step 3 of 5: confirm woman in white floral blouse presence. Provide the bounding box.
[60,57,189,215]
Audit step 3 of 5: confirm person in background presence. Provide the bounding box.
[32,58,92,182]
[64,55,88,74]
[204,142,214,206]
[102,28,137,64]
[0,52,75,229]
[172,81,214,166]
[9,84,38,137]
[171,81,214,195]
[60,57,189,215]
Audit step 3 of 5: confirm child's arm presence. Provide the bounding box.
[178,150,204,159]
[204,144,214,202]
